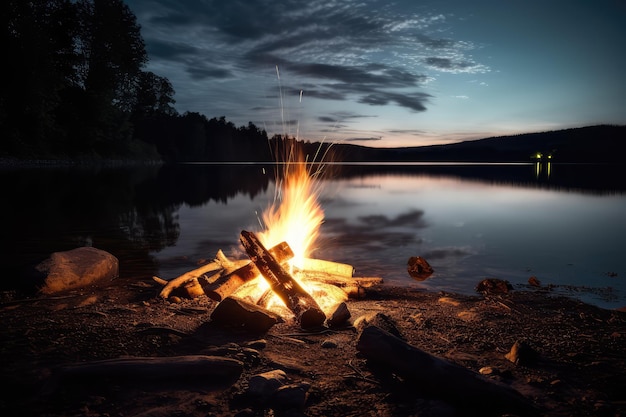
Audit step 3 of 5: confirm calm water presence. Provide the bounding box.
[2,162,625,309]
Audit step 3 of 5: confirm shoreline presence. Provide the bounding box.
[2,280,625,416]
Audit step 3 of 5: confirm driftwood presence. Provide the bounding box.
[58,355,243,383]
[200,241,293,301]
[356,325,538,416]
[240,230,326,329]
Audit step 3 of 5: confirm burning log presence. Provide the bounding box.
[240,230,326,329]
[297,258,354,277]
[296,272,383,299]
[154,243,292,301]
[200,241,293,301]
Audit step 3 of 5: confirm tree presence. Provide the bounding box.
[72,0,148,154]
[124,71,177,122]
[1,0,79,156]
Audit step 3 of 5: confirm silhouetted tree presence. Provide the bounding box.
[72,0,147,155]
[1,0,169,159]
[1,0,79,157]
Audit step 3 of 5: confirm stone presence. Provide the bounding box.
[210,296,283,334]
[407,256,434,280]
[37,247,119,294]
[327,301,351,327]
[247,369,288,398]
[476,278,513,295]
[505,340,537,365]
[271,382,311,410]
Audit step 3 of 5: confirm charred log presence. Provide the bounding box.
[200,241,293,301]
[240,230,326,329]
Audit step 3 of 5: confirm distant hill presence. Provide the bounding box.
[318,125,626,163]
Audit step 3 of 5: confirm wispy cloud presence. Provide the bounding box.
[129,0,488,116]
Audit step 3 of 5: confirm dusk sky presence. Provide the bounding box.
[125,0,626,147]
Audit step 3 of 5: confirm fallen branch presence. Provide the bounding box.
[356,325,539,416]
[57,355,243,383]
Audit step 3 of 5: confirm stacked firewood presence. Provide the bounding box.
[153,230,383,329]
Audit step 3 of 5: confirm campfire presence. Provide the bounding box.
[154,152,383,330]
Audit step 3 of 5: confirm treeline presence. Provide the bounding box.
[4,1,623,164]
[1,0,276,162]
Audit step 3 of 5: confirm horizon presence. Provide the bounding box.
[125,0,626,148]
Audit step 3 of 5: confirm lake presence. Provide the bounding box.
[2,162,625,309]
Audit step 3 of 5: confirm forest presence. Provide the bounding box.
[1,0,276,163]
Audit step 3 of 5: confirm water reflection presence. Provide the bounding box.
[2,162,625,307]
[534,161,552,179]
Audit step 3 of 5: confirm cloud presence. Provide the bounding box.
[359,91,431,112]
[345,136,382,142]
[127,0,489,117]
[186,64,234,80]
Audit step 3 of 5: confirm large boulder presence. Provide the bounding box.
[36,247,119,294]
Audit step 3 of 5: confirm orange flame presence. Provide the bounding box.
[233,143,347,315]
[257,161,324,266]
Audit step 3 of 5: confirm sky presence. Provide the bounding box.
[124,0,626,148]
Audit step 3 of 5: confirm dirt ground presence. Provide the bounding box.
[1,278,625,417]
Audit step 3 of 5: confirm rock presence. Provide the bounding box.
[407,256,434,280]
[210,296,283,334]
[479,366,497,375]
[244,339,268,350]
[528,276,541,287]
[247,369,288,398]
[353,312,404,340]
[327,301,351,327]
[37,247,119,294]
[321,339,338,348]
[271,382,311,411]
[505,340,538,365]
[476,278,513,295]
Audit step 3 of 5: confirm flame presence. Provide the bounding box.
[257,161,324,266]
[233,143,347,316]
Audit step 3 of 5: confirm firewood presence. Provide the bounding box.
[200,241,293,301]
[240,230,326,329]
[356,326,539,416]
[156,244,291,300]
[155,259,222,299]
[296,271,383,298]
[298,258,354,277]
